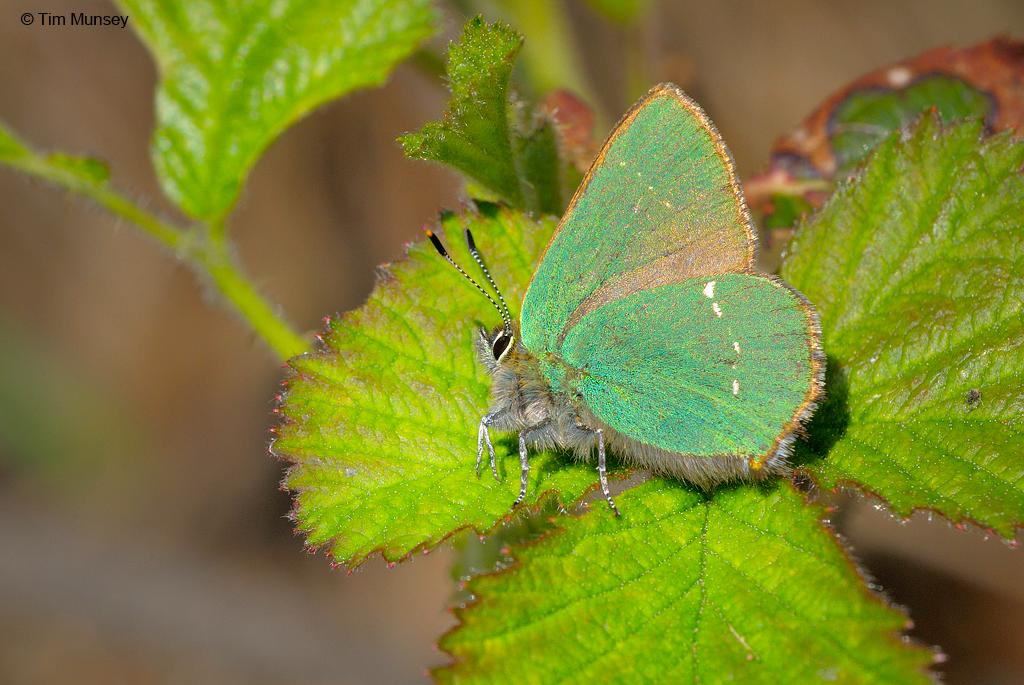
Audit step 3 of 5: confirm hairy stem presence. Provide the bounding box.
[2,149,309,361]
[195,236,309,360]
[8,153,185,251]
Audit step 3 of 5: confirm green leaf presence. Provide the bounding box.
[438,479,933,684]
[120,0,436,221]
[749,38,1024,230]
[782,115,1024,537]
[762,192,814,231]
[400,18,564,215]
[274,205,605,565]
[830,75,990,175]
[517,120,562,216]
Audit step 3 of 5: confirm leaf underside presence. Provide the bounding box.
[120,0,436,221]
[783,115,1024,537]
[274,205,605,565]
[437,480,933,684]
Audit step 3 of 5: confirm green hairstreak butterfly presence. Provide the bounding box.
[428,83,825,514]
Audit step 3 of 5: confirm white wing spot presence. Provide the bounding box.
[662,200,673,209]
[733,341,741,354]
[712,302,723,318]
[732,379,740,396]
[703,281,716,299]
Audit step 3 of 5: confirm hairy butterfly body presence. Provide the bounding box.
[430,83,824,514]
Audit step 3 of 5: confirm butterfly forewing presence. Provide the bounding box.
[520,84,756,356]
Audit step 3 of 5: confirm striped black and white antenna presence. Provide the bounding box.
[463,228,512,331]
[426,229,512,332]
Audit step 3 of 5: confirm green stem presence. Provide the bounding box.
[11,153,184,252]
[2,148,309,361]
[196,239,309,360]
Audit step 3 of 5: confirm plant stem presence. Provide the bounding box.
[196,239,309,360]
[10,153,185,252]
[2,149,309,361]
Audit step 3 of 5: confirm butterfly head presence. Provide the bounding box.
[475,326,519,371]
[426,227,516,368]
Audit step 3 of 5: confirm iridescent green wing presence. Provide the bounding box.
[558,273,821,462]
[520,83,756,354]
[520,84,822,464]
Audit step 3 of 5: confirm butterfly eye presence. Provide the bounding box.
[492,332,514,361]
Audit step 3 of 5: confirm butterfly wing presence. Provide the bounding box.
[520,83,756,355]
[557,273,822,465]
[520,84,822,467]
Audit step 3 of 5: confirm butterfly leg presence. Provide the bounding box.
[477,412,500,481]
[595,429,620,517]
[511,421,558,509]
[512,432,530,509]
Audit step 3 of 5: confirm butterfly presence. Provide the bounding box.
[428,83,825,514]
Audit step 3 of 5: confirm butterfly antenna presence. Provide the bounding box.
[464,229,513,332]
[426,230,509,327]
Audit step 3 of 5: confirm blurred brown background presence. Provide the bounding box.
[1,1,1022,683]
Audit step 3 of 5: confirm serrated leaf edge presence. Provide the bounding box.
[270,204,634,568]
[785,111,1024,542]
[430,478,941,682]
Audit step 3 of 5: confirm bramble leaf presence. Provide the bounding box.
[438,480,933,684]
[782,115,1024,537]
[120,0,436,221]
[828,76,989,175]
[274,205,604,565]
[400,18,565,215]
[748,38,1024,230]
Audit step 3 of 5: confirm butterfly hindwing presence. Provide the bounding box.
[520,84,756,356]
[558,274,821,462]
